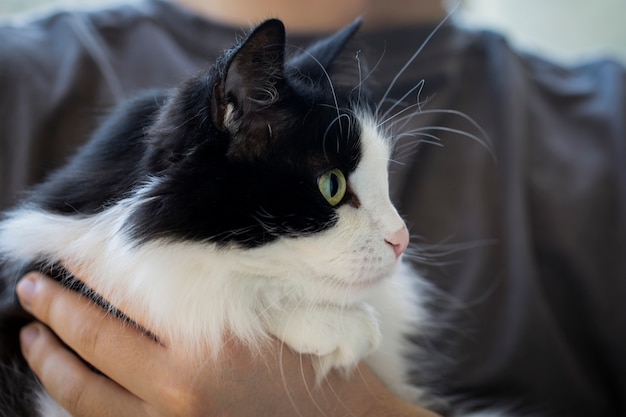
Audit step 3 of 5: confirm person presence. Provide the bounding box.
[2,0,625,415]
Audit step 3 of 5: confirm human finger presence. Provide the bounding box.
[16,273,167,402]
[20,322,147,417]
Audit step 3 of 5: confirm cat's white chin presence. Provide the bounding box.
[326,274,386,291]
[324,258,401,292]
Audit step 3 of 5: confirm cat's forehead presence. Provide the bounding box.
[269,99,363,174]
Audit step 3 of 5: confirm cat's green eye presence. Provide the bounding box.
[317,168,347,207]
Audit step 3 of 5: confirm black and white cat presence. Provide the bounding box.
[0,19,497,417]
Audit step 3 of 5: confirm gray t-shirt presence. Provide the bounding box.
[1,1,625,415]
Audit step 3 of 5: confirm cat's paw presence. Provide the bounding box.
[266,303,381,380]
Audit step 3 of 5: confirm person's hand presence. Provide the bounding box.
[16,272,439,417]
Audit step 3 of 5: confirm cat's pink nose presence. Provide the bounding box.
[385,226,409,259]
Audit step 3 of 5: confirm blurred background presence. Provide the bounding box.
[458,0,626,64]
[2,0,626,64]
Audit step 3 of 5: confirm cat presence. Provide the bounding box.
[0,17,512,417]
[0,18,431,417]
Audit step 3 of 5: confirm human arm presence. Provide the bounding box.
[17,273,439,417]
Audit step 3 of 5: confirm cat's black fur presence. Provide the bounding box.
[0,19,365,416]
[29,19,363,248]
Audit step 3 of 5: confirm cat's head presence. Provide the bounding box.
[131,19,408,302]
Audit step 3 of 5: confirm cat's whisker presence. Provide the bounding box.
[351,362,381,406]
[386,107,491,146]
[277,342,308,417]
[323,113,352,160]
[382,98,441,135]
[387,157,406,167]
[375,1,460,118]
[274,295,336,415]
[378,79,427,126]
[378,96,414,112]
[391,135,445,161]
[297,353,330,417]
[384,104,490,152]
[376,102,422,140]
[379,104,421,136]
[413,139,445,149]
[379,101,495,161]
[355,49,364,106]
[293,342,331,415]
[257,286,302,318]
[394,131,442,145]
[290,46,343,136]
[403,125,495,159]
[267,122,273,139]
[391,136,442,167]
[351,45,387,103]
[404,235,498,267]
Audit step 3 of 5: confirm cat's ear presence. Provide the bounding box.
[287,17,363,84]
[212,19,286,132]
